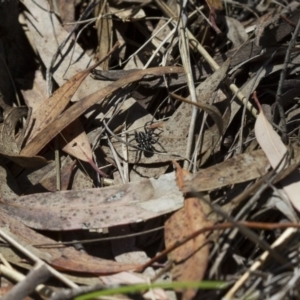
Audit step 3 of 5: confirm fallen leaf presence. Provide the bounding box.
[20,66,184,157]
[24,160,75,194]
[165,162,212,300]
[183,149,270,192]
[254,92,300,211]
[23,0,110,102]
[101,272,168,300]
[25,57,103,145]
[59,119,107,177]
[0,172,183,231]
[0,211,137,274]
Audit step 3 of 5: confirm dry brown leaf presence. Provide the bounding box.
[0,172,183,231]
[59,119,107,177]
[94,2,113,70]
[183,149,270,192]
[24,160,75,194]
[23,69,102,175]
[165,163,212,300]
[25,59,102,145]
[55,0,76,32]
[23,0,110,102]
[20,66,184,157]
[0,210,137,274]
[254,95,300,211]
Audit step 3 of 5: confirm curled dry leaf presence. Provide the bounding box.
[0,172,183,231]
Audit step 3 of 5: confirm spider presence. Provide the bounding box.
[131,121,166,157]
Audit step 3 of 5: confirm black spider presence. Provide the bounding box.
[132,122,166,157]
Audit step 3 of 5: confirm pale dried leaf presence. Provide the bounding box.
[183,150,270,192]
[101,272,168,300]
[255,106,300,211]
[223,16,248,48]
[0,166,20,199]
[165,165,211,300]
[23,0,109,102]
[1,172,183,230]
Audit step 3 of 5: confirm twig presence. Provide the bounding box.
[0,228,78,289]
[2,262,52,300]
[177,1,199,169]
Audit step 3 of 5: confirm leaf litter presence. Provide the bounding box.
[2,0,300,299]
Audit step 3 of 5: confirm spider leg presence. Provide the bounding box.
[128,136,137,144]
[144,120,154,133]
[128,131,140,145]
[134,146,143,163]
[151,139,167,153]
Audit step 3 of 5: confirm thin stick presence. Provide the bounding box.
[177,1,199,169]
[0,228,78,289]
